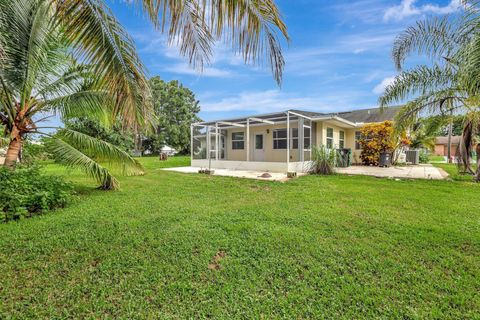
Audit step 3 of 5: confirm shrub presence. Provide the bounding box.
[419,150,430,164]
[0,166,73,222]
[359,121,397,165]
[22,140,52,164]
[310,145,336,175]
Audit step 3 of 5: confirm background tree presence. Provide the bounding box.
[146,77,201,154]
[65,118,134,153]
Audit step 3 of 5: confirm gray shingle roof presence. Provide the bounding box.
[196,107,402,126]
[435,136,461,145]
[336,106,401,123]
[288,109,326,118]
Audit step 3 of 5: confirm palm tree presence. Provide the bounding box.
[379,5,480,182]
[409,117,445,151]
[0,0,145,189]
[0,0,289,189]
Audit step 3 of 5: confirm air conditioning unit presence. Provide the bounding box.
[405,149,420,165]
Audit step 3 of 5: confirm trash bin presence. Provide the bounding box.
[379,152,392,167]
[336,148,351,167]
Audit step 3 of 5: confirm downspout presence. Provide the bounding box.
[246,118,250,161]
[190,124,193,164]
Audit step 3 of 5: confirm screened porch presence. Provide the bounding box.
[190,111,315,173]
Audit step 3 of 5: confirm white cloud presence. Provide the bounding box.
[283,30,399,76]
[353,48,367,54]
[200,90,373,115]
[202,90,308,113]
[373,76,395,95]
[331,0,391,25]
[164,63,232,77]
[132,30,247,77]
[384,0,462,22]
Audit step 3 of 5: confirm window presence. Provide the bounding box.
[232,132,244,150]
[292,128,298,149]
[339,130,345,149]
[255,134,263,149]
[273,128,288,149]
[326,128,334,149]
[355,131,362,150]
[304,126,311,150]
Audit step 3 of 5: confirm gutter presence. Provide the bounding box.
[311,115,359,127]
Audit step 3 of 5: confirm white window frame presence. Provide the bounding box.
[326,127,334,149]
[271,123,312,151]
[291,128,299,149]
[273,128,288,150]
[303,125,312,151]
[231,131,244,150]
[339,130,345,149]
[355,131,362,150]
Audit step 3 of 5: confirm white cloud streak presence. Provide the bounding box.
[164,63,232,77]
[373,76,395,95]
[384,0,462,22]
[200,90,373,115]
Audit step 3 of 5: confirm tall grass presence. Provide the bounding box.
[309,145,336,175]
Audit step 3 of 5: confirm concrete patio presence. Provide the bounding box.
[161,166,303,182]
[162,164,448,181]
[336,164,448,180]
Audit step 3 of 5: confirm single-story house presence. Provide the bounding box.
[191,107,401,173]
[434,136,461,157]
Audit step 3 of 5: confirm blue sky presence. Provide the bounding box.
[110,0,462,121]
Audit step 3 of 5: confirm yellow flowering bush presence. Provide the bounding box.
[359,121,397,165]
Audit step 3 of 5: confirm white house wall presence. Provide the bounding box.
[192,160,312,173]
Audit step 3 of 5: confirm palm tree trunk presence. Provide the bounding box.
[134,132,142,157]
[458,120,475,174]
[447,117,453,163]
[4,135,22,168]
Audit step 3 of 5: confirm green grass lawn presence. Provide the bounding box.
[434,162,478,182]
[1,157,479,318]
[429,155,447,162]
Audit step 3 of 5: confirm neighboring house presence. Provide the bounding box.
[191,107,401,173]
[160,145,177,156]
[434,136,461,157]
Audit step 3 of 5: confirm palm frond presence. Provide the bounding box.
[457,32,480,94]
[168,0,214,69]
[393,90,465,131]
[1,0,70,105]
[129,0,289,85]
[379,64,458,107]
[56,128,144,177]
[35,63,93,99]
[43,90,112,122]
[392,16,467,70]
[47,128,145,190]
[46,136,120,190]
[209,0,289,84]
[54,0,153,128]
